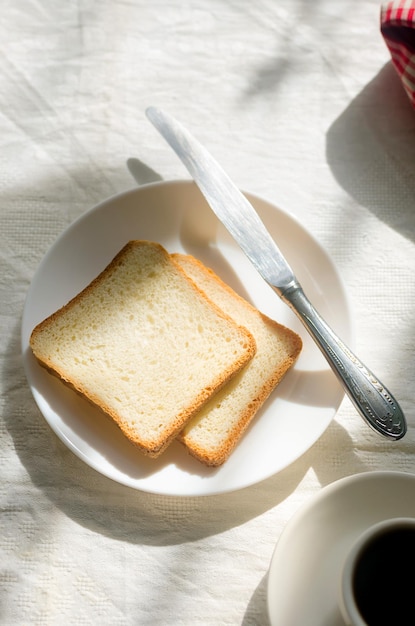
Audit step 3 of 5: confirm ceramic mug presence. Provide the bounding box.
[339,517,415,626]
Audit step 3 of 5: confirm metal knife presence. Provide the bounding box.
[146,106,406,440]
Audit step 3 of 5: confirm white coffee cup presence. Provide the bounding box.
[339,517,415,625]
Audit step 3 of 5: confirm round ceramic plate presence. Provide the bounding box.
[21,180,352,496]
[267,471,415,626]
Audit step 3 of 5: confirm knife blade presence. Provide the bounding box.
[146,106,406,440]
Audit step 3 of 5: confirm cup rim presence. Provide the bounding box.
[339,516,415,626]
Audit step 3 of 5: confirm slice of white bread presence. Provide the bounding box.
[29,241,257,458]
[172,253,302,466]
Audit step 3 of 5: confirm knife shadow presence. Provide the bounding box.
[126,157,163,186]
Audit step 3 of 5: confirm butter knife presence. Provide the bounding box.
[146,106,406,440]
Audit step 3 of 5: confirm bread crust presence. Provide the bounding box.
[30,241,256,458]
[172,253,302,466]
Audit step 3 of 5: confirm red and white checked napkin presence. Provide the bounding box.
[381,1,415,105]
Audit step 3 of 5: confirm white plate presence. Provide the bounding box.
[267,471,415,625]
[21,180,352,496]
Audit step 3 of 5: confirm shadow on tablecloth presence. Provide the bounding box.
[326,62,415,244]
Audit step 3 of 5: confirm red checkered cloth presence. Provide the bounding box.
[381,1,415,106]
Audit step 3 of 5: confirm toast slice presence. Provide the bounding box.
[30,241,256,458]
[172,253,302,466]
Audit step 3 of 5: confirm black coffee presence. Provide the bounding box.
[352,526,415,625]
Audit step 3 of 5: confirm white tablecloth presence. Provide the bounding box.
[1,1,414,624]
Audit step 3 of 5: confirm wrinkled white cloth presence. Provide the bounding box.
[1,1,415,625]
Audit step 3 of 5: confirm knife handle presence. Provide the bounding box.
[280,283,406,440]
